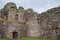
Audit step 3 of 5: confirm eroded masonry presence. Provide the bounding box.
[0,2,60,40]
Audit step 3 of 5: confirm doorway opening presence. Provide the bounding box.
[12,31,18,39]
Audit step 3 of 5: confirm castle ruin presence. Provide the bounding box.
[0,2,60,40]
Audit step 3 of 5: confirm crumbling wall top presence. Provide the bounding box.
[4,2,17,10]
[26,8,33,14]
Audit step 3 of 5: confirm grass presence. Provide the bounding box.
[0,37,51,40]
[20,37,51,40]
[0,38,11,40]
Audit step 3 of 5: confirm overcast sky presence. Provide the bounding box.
[0,0,60,13]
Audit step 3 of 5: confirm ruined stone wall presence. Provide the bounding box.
[1,2,40,38]
[26,9,40,37]
[37,7,60,40]
[0,2,60,40]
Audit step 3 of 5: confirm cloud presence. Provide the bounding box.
[0,0,60,13]
[0,0,24,9]
[7,0,23,3]
[2,0,23,4]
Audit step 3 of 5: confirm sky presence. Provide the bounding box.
[0,0,60,13]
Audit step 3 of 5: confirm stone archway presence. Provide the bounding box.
[12,31,18,39]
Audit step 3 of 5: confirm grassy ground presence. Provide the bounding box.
[20,37,51,40]
[0,37,51,40]
[0,38,11,40]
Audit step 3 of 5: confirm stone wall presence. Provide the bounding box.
[0,2,40,38]
[0,2,60,40]
[37,7,60,40]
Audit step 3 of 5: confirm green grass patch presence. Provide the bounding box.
[20,37,51,40]
[0,38,11,40]
[0,37,51,40]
